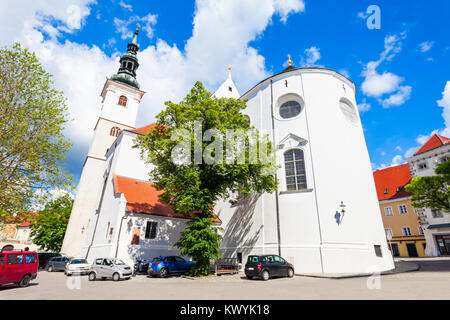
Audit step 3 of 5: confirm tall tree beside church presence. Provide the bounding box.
[405,160,450,212]
[30,194,74,252]
[0,43,73,222]
[136,82,278,276]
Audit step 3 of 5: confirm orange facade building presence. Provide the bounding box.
[373,164,426,257]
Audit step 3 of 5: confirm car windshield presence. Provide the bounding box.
[71,259,88,264]
[152,257,163,262]
[114,259,125,265]
[247,256,259,263]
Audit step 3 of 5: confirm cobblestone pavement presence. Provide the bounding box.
[1,257,449,300]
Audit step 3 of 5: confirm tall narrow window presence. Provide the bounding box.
[145,221,158,240]
[284,149,307,191]
[110,127,121,137]
[118,95,128,107]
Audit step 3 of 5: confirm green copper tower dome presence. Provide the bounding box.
[111,24,141,89]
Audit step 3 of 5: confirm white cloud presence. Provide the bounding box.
[361,33,411,108]
[114,13,158,40]
[438,81,450,132]
[119,0,133,12]
[418,41,434,53]
[0,0,306,171]
[358,99,371,113]
[395,146,402,152]
[391,155,404,166]
[381,85,412,108]
[300,46,321,67]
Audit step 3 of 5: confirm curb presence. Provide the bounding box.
[297,261,421,280]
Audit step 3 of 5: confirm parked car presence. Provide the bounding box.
[244,255,294,281]
[0,251,38,287]
[65,258,91,276]
[88,258,132,281]
[148,256,195,278]
[46,256,70,272]
[38,252,61,269]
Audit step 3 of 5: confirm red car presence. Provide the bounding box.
[0,251,39,287]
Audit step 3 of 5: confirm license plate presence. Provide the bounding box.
[247,267,254,270]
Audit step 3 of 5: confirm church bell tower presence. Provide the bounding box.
[61,25,146,257]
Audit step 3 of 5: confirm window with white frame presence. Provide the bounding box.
[385,228,393,238]
[145,221,158,240]
[284,149,307,191]
[398,204,408,215]
[402,227,412,236]
[384,207,393,216]
[431,209,444,218]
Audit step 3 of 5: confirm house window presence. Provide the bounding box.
[439,156,449,163]
[228,86,233,92]
[374,245,383,257]
[383,188,389,194]
[431,209,444,218]
[396,186,403,192]
[398,204,408,215]
[110,127,121,137]
[284,149,307,191]
[145,221,158,240]
[108,228,114,244]
[402,227,412,236]
[118,95,128,107]
[237,252,242,264]
[384,207,393,216]
[418,162,427,170]
[279,101,302,119]
[131,227,141,245]
[385,228,393,238]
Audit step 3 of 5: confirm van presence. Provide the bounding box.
[0,251,38,287]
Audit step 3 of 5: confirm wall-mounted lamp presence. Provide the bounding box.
[335,201,347,226]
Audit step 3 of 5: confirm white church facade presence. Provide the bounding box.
[62,29,395,274]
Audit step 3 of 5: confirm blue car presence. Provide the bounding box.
[148,256,195,278]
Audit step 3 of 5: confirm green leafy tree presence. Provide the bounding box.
[0,43,73,222]
[405,160,450,212]
[136,82,278,276]
[30,194,74,252]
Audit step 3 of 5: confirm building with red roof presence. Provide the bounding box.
[405,133,450,256]
[373,165,426,257]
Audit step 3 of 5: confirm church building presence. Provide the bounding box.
[62,29,395,274]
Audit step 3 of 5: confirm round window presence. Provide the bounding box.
[340,99,358,124]
[279,101,302,119]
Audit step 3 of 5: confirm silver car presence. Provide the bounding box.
[65,258,91,276]
[88,258,132,281]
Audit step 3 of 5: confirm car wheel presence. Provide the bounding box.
[261,270,270,281]
[112,273,120,281]
[159,268,168,278]
[246,275,253,280]
[88,272,96,281]
[287,268,294,278]
[47,266,53,272]
[18,275,31,288]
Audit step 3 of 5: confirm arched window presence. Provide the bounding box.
[110,127,121,137]
[284,149,307,191]
[339,99,358,124]
[118,95,127,107]
[279,100,302,119]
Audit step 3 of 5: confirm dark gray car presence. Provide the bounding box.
[46,256,70,272]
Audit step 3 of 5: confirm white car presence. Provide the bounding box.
[65,258,91,276]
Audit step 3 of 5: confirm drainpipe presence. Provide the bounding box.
[85,143,117,260]
[270,79,282,257]
[114,198,129,258]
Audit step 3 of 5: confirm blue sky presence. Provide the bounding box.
[1,0,449,186]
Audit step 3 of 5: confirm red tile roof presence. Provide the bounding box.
[414,133,450,156]
[373,164,412,201]
[131,123,157,135]
[18,222,32,227]
[113,175,221,223]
